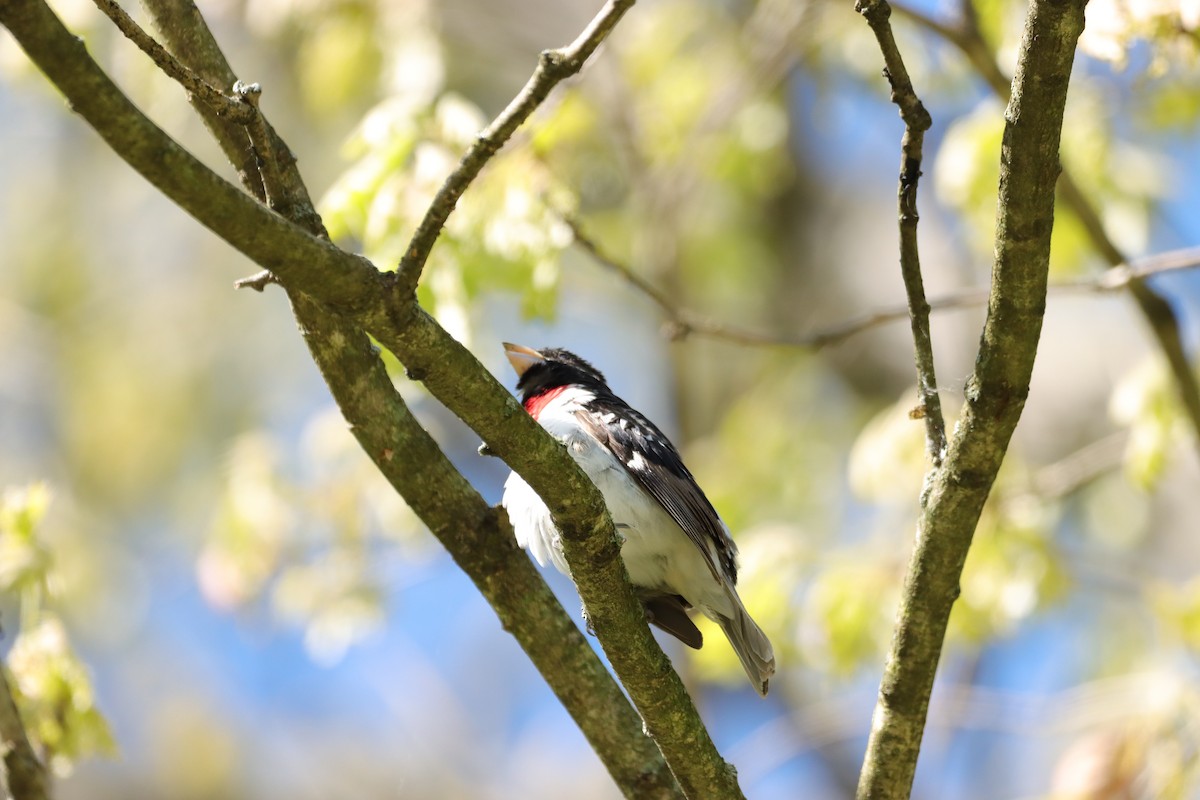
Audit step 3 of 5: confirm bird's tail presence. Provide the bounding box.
[715,592,775,697]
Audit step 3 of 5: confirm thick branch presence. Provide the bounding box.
[393,0,635,297]
[856,0,946,465]
[291,293,681,799]
[856,1,1087,797]
[0,667,48,800]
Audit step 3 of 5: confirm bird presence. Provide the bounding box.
[500,342,776,696]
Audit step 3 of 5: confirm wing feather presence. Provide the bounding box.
[576,396,738,583]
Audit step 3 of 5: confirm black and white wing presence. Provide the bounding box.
[576,393,739,584]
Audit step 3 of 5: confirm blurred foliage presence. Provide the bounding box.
[1110,354,1191,490]
[8,617,117,776]
[321,93,576,337]
[0,485,115,775]
[3,0,1200,796]
[200,409,426,665]
[934,90,1170,274]
[1080,0,1200,70]
[950,478,1068,642]
[0,483,54,605]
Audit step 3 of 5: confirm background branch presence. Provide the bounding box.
[569,210,1200,351]
[856,0,1087,796]
[855,0,945,465]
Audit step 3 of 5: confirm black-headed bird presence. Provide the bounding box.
[501,343,776,696]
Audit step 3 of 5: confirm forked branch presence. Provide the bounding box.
[856,1,1087,797]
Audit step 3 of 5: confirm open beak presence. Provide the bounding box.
[503,342,544,377]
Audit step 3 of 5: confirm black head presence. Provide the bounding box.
[503,343,609,399]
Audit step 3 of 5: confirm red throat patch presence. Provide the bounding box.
[524,385,569,420]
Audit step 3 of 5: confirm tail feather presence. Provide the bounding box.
[715,594,775,697]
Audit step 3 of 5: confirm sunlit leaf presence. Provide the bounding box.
[1110,355,1188,490]
[8,616,116,774]
[802,559,897,675]
[198,434,293,610]
[0,483,54,596]
[296,9,383,116]
[847,389,930,503]
[1080,0,1200,67]
[952,487,1067,642]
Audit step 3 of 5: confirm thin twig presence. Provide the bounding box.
[231,80,284,209]
[856,0,946,465]
[392,0,636,298]
[133,0,266,200]
[1066,245,1200,290]
[233,269,279,291]
[94,0,294,219]
[1031,431,1127,499]
[569,214,1200,350]
[90,0,253,123]
[811,247,1200,343]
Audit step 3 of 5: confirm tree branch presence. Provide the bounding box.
[856,0,1087,797]
[392,0,636,297]
[290,294,683,800]
[890,0,1200,462]
[856,0,946,465]
[3,0,745,795]
[127,2,681,796]
[0,666,48,800]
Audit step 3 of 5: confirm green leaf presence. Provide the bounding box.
[951,486,1067,642]
[805,560,896,675]
[1110,355,1188,491]
[848,391,930,503]
[0,483,54,596]
[8,617,117,774]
